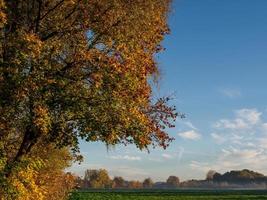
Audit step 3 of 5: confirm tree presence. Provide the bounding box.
[212,169,266,183]
[143,178,153,188]
[0,0,180,197]
[112,176,126,189]
[75,176,84,189]
[212,172,222,182]
[206,170,217,181]
[127,180,143,189]
[166,176,179,188]
[83,169,111,189]
[0,0,179,175]
[0,144,75,200]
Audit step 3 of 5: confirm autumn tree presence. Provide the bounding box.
[112,176,126,189]
[143,178,153,188]
[0,0,179,197]
[0,143,75,200]
[127,180,143,189]
[75,176,84,189]
[83,169,111,189]
[166,176,179,188]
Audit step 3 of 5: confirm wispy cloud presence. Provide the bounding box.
[210,132,226,144]
[220,88,241,98]
[236,109,262,125]
[190,161,210,172]
[109,165,150,180]
[183,121,198,130]
[110,155,141,161]
[203,108,267,175]
[190,147,267,174]
[148,157,164,162]
[162,153,174,159]
[213,108,262,131]
[109,166,149,180]
[177,120,198,132]
[214,118,248,130]
[177,147,185,162]
[178,130,201,140]
[261,123,267,133]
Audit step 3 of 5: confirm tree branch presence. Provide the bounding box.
[35,0,42,33]
[40,0,65,21]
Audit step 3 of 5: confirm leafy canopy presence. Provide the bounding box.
[0,0,179,168]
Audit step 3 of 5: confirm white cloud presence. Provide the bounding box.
[190,161,210,172]
[178,130,201,140]
[211,132,226,144]
[258,138,267,149]
[214,108,261,131]
[235,108,261,125]
[183,121,197,130]
[148,157,164,162]
[177,120,198,132]
[221,147,263,159]
[219,148,266,170]
[110,155,141,161]
[246,142,256,147]
[201,108,267,175]
[211,108,266,153]
[190,147,267,174]
[214,118,248,130]
[261,123,267,133]
[109,166,149,180]
[162,153,174,159]
[220,88,241,98]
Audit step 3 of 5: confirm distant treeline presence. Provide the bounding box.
[76,169,179,189]
[75,169,267,189]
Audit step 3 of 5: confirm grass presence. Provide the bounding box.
[69,189,267,200]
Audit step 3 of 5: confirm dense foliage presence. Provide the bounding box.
[0,0,177,165]
[0,0,178,198]
[0,144,76,199]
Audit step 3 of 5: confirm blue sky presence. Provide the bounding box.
[69,0,267,181]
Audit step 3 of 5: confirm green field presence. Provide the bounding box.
[69,189,267,200]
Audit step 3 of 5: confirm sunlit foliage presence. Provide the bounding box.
[0,144,75,200]
[0,0,178,198]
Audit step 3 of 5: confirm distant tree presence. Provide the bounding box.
[143,178,154,188]
[127,180,143,189]
[213,169,266,183]
[84,169,111,189]
[206,170,217,181]
[213,172,222,181]
[75,176,84,189]
[112,176,126,188]
[166,176,180,188]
